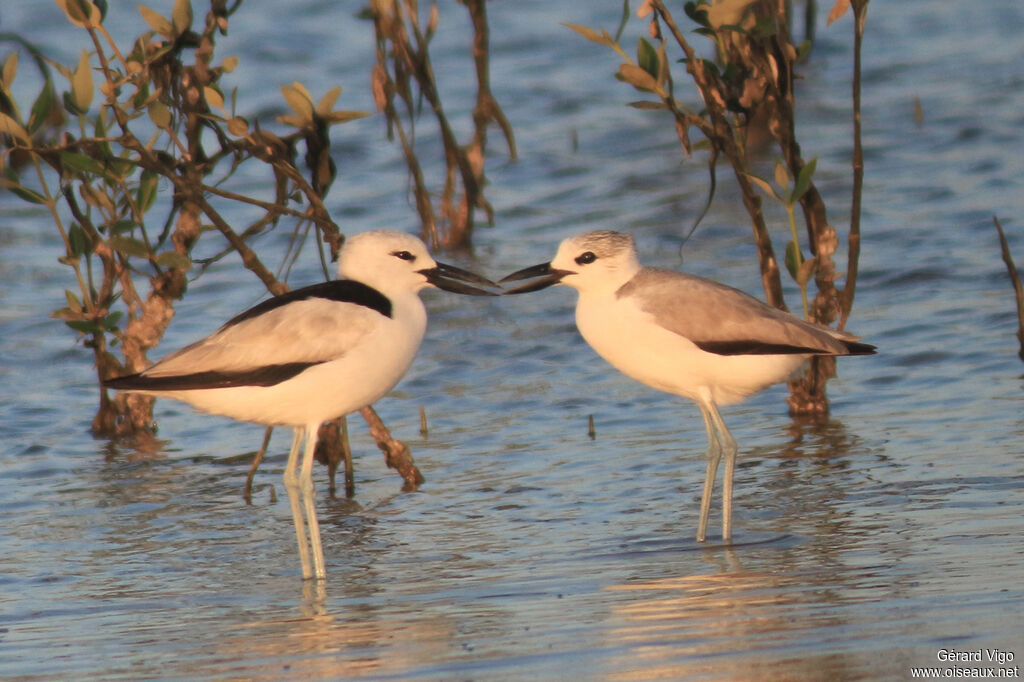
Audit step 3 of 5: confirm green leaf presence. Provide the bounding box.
[60,151,104,176]
[614,0,630,43]
[101,311,123,331]
[784,239,802,280]
[27,84,58,134]
[796,39,813,61]
[138,5,173,38]
[132,81,151,110]
[280,82,313,122]
[684,1,711,28]
[226,116,249,136]
[109,219,137,235]
[627,100,669,110]
[51,306,78,322]
[563,23,614,48]
[107,235,151,259]
[148,100,171,129]
[78,182,112,211]
[655,42,670,89]
[791,157,817,204]
[155,251,191,270]
[136,170,158,213]
[72,50,94,112]
[637,38,659,81]
[69,223,89,256]
[65,289,83,311]
[65,319,101,334]
[795,256,817,287]
[276,114,305,129]
[172,0,193,36]
[9,184,47,204]
[62,90,84,116]
[321,110,370,125]
[745,173,780,202]
[773,159,789,191]
[94,106,107,138]
[316,85,343,118]
[56,0,101,28]
[203,85,224,111]
[2,52,17,89]
[618,63,659,92]
[0,111,30,145]
[827,0,851,26]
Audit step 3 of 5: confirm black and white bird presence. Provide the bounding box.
[501,230,875,543]
[104,229,498,579]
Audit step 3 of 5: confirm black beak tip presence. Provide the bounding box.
[498,262,569,295]
[498,261,553,284]
[424,262,501,296]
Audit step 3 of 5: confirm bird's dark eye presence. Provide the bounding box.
[575,251,597,265]
[393,250,416,262]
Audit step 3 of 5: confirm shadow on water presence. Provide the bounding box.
[582,531,799,562]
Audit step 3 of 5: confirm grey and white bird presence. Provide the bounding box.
[501,230,874,542]
[104,229,498,579]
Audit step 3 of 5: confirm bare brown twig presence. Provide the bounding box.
[993,217,1024,362]
[369,0,514,248]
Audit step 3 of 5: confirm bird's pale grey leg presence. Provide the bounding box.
[284,427,313,580]
[696,396,722,543]
[300,423,326,580]
[704,403,737,542]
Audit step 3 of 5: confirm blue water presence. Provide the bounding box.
[1,1,1023,679]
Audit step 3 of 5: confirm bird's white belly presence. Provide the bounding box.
[575,297,807,406]
[160,315,424,427]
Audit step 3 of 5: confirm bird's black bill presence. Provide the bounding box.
[498,262,570,294]
[422,262,500,296]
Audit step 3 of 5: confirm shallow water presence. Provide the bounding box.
[2,1,1023,679]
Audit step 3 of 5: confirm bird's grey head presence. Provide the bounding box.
[562,230,636,261]
[337,229,498,297]
[551,230,641,290]
[500,230,641,294]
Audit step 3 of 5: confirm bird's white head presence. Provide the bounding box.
[501,230,641,295]
[337,230,498,297]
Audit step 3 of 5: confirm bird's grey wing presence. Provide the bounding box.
[620,268,851,355]
[141,297,381,380]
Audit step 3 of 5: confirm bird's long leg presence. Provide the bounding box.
[696,395,722,543]
[704,402,737,542]
[301,422,326,580]
[284,427,313,580]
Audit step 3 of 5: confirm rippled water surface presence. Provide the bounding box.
[2,1,1023,679]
